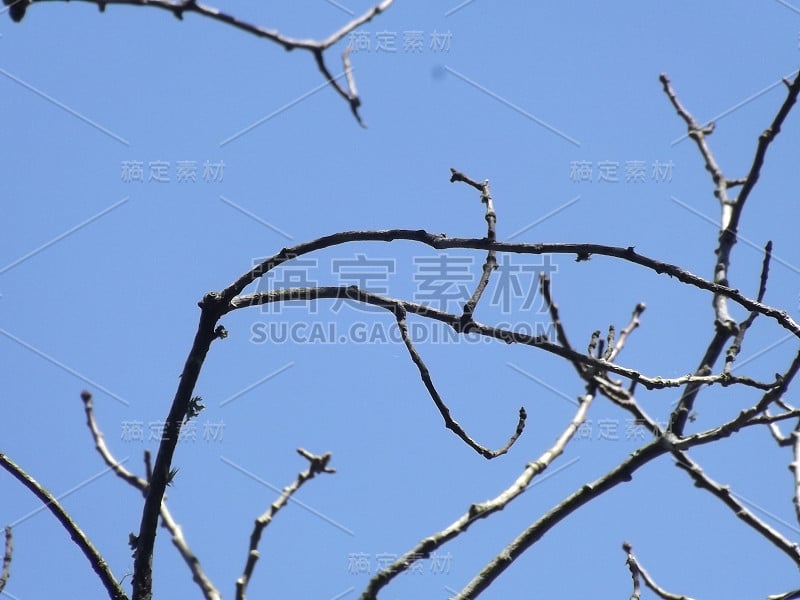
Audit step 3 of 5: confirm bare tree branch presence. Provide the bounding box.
[455,338,800,598]
[80,390,221,600]
[725,240,773,374]
[238,285,780,393]
[11,0,395,124]
[0,452,127,600]
[790,420,800,526]
[0,526,11,594]
[769,588,800,600]
[132,309,228,600]
[673,452,800,567]
[732,71,800,231]
[235,449,335,600]
[451,168,498,322]
[395,305,526,458]
[359,388,594,599]
[662,70,800,436]
[454,438,669,599]
[225,231,800,338]
[607,303,646,363]
[623,542,695,600]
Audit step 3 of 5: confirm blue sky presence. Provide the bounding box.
[2,2,800,598]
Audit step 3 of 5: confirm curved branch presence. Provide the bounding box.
[454,438,668,599]
[15,0,395,123]
[236,449,335,600]
[623,542,695,600]
[81,391,220,600]
[395,305,526,458]
[359,388,595,599]
[236,286,783,393]
[0,452,127,600]
[224,231,800,338]
[132,296,228,600]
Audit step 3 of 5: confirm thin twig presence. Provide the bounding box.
[607,303,646,363]
[540,274,573,352]
[19,0,395,123]
[239,285,782,393]
[725,240,772,374]
[359,390,594,599]
[661,71,800,435]
[81,391,221,600]
[235,449,335,600]
[453,438,668,599]
[0,526,11,594]
[451,168,498,322]
[673,452,800,567]
[455,344,800,597]
[394,305,526,458]
[791,421,800,526]
[623,542,695,600]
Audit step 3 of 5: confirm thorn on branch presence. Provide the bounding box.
[184,396,205,423]
[166,467,180,487]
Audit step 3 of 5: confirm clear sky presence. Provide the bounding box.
[2,2,800,598]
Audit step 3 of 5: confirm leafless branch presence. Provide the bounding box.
[768,588,800,600]
[454,438,669,599]
[791,421,800,526]
[395,305,526,458]
[659,73,725,188]
[235,449,335,600]
[451,168,498,322]
[81,390,144,489]
[732,71,800,232]
[81,391,221,600]
[672,452,800,567]
[224,231,800,338]
[239,285,784,396]
[0,452,127,600]
[661,71,800,436]
[131,303,228,599]
[456,341,799,599]
[607,303,646,363]
[540,274,574,355]
[13,0,395,124]
[725,240,773,374]
[359,389,595,599]
[623,542,695,600]
[0,526,11,594]
[669,349,800,455]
